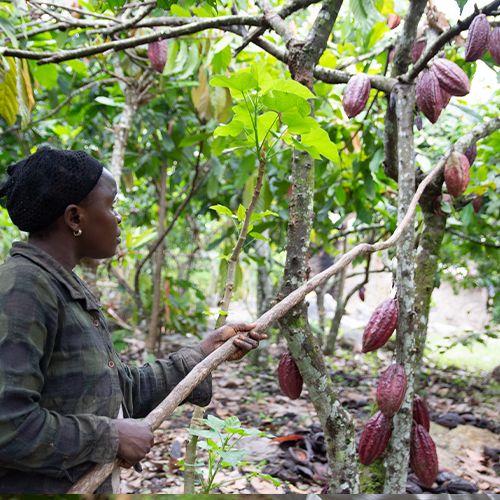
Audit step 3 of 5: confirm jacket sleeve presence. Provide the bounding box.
[120,344,212,419]
[0,265,119,475]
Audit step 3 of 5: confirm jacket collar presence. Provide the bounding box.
[9,241,101,311]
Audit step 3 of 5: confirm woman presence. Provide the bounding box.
[0,148,265,493]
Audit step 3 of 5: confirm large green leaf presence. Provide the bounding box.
[454,0,468,14]
[272,79,316,100]
[301,128,340,163]
[262,91,311,117]
[0,57,18,126]
[32,64,58,89]
[16,59,34,129]
[350,0,384,24]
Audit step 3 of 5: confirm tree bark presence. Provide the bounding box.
[184,405,204,493]
[383,83,417,494]
[146,161,167,354]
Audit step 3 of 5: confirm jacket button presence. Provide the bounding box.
[94,320,99,327]
[108,361,115,368]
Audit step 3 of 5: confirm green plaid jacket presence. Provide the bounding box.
[0,242,211,493]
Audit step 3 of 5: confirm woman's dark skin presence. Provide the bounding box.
[29,168,266,468]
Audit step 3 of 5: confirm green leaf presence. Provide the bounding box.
[237,204,246,222]
[300,128,340,163]
[214,119,244,137]
[350,0,384,24]
[216,449,245,468]
[0,16,19,48]
[204,414,226,430]
[157,0,179,9]
[368,21,389,48]
[250,232,271,241]
[224,416,241,429]
[94,96,124,107]
[16,59,33,129]
[210,71,257,92]
[179,132,212,147]
[257,111,279,141]
[369,149,384,172]
[461,202,474,226]
[262,91,310,117]
[477,165,488,182]
[336,186,346,205]
[212,45,231,73]
[188,428,220,439]
[170,4,191,16]
[250,62,273,93]
[454,0,468,14]
[207,173,219,199]
[66,60,88,77]
[272,79,316,100]
[210,205,233,217]
[243,173,256,207]
[281,114,319,134]
[364,173,376,200]
[164,40,180,74]
[32,64,59,89]
[0,57,18,126]
[177,43,199,80]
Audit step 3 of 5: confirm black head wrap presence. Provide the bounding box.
[0,148,103,232]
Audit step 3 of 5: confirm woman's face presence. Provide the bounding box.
[78,168,122,259]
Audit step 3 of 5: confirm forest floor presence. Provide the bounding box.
[117,336,500,495]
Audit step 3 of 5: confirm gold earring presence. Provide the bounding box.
[74,229,82,237]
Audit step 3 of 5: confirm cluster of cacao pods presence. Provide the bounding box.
[342,73,371,119]
[277,351,303,400]
[358,363,407,465]
[410,395,439,487]
[416,58,470,124]
[362,298,399,353]
[148,39,168,74]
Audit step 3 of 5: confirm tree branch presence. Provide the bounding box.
[446,228,500,248]
[313,67,397,93]
[255,0,297,48]
[336,42,393,70]
[28,0,119,22]
[403,0,500,82]
[100,4,156,36]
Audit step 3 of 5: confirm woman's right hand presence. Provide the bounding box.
[114,419,154,468]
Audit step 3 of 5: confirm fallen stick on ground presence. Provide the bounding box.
[68,149,452,494]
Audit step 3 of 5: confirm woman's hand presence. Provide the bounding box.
[200,323,267,361]
[115,419,155,468]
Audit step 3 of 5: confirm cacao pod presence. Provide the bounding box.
[416,70,443,124]
[433,193,452,216]
[362,298,399,353]
[465,13,491,62]
[148,39,168,73]
[387,13,401,30]
[465,143,477,166]
[389,48,395,62]
[473,196,482,214]
[444,152,470,198]
[413,394,430,431]
[376,363,407,417]
[430,58,470,96]
[359,286,365,302]
[441,87,451,109]
[278,351,303,400]
[489,27,500,65]
[342,73,371,119]
[410,424,439,488]
[412,40,426,64]
[358,411,392,465]
[415,111,423,130]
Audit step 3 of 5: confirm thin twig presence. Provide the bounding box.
[446,228,500,249]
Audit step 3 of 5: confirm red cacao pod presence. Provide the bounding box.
[431,58,470,97]
[412,40,426,64]
[278,351,303,400]
[376,363,407,417]
[465,14,491,62]
[362,298,399,353]
[389,48,395,62]
[416,70,443,124]
[473,196,482,214]
[342,73,371,119]
[358,411,392,465]
[489,27,500,65]
[359,286,365,302]
[465,143,477,166]
[410,424,439,488]
[444,152,470,198]
[148,39,168,73]
[440,87,451,108]
[433,193,452,216]
[387,13,401,30]
[413,394,430,431]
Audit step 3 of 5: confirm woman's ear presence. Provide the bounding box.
[63,204,82,234]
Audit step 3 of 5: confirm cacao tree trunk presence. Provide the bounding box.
[383,83,417,494]
[146,161,168,354]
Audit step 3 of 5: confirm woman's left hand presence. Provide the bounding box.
[200,323,267,361]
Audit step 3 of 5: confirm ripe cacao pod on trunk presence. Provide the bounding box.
[473,196,482,214]
[148,39,168,73]
[416,70,443,124]
[387,13,401,30]
[278,351,303,400]
[376,363,407,417]
[444,152,470,198]
[412,40,426,64]
[489,27,500,65]
[465,143,477,166]
[465,14,491,62]
[410,424,439,488]
[362,298,399,353]
[413,394,430,431]
[431,58,470,96]
[342,73,371,119]
[358,411,392,465]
